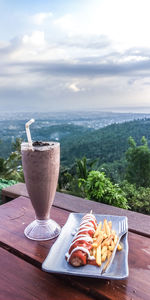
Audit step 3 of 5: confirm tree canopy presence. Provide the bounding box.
[126,136,150,187]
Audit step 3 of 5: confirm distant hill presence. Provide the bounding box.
[0,124,93,158]
[1,118,150,167]
[60,118,150,166]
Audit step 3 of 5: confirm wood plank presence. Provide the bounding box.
[0,247,93,300]
[0,196,70,266]
[1,183,27,202]
[2,183,150,237]
[0,196,150,300]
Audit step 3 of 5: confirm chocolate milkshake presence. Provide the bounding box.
[21,141,61,240]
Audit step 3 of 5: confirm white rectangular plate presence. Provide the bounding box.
[42,213,129,279]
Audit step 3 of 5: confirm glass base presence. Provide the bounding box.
[24,219,61,241]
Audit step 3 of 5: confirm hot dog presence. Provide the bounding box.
[65,213,97,267]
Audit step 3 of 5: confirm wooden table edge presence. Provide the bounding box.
[0,195,150,300]
[1,184,150,238]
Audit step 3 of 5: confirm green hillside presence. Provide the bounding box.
[1,117,150,168]
[1,118,150,214]
[61,118,150,166]
[0,124,93,159]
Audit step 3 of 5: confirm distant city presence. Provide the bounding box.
[0,109,150,126]
[1,109,150,163]
[0,109,150,143]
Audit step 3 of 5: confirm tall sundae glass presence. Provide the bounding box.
[21,119,61,241]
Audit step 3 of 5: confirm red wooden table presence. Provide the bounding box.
[0,187,150,299]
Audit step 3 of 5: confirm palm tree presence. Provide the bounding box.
[76,157,98,180]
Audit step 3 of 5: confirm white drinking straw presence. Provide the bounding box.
[25,119,35,149]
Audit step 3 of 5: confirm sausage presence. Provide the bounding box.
[69,250,87,266]
[66,213,97,267]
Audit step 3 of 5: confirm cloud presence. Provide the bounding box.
[22,31,46,47]
[32,12,53,25]
[19,57,150,79]
[0,37,21,57]
[0,31,46,63]
[1,25,150,112]
[2,53,150,83]
[59,34,111,50]
[1,31,150,82]
[54,14,73,31]
[68,83,81,92]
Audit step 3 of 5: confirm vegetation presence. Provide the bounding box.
[57,157,98,197]
[125,136,150,187]
[2,118,150,166]
[79,171,128,209]
[1,119,150,215]
[0,178,18,204]
[0,138,24,182]
[61,118,150,166]
[120,181,150,214]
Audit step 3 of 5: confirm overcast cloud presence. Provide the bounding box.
[0,0,150,112]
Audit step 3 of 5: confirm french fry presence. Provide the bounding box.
[108,221,112,230]
[104,219,111,236]
[107,250,112,260]
[101,251,107,262]
[108,240,115,251]
[117,243,122,251]
[102,250,112,271]
[114,234,118,245]
[103,233,108,239]
[101,235,113,247]
[92,231,104,247]
[92,218,123,269]
[103,219,107,233]
[101,246,107,255]
[93,247,96,257]
[96,245,101,266]
[94,221,102,237]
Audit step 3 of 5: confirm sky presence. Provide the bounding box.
[1,0,150,112]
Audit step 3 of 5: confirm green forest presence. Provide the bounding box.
[0,118,150,214]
